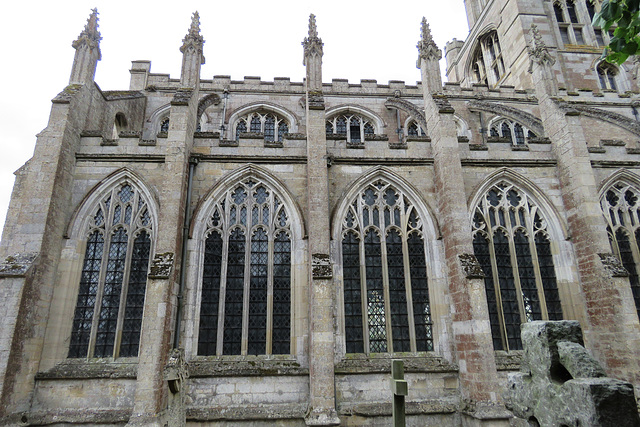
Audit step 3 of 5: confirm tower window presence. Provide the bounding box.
[597,62,618,91]
[472,182,563,351]
[470,31,505,86]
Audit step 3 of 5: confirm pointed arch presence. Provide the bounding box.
[599,169,640,196]
[189,164,302,356]
[468,168,568,241]
[66,168,159,240]
[332,166,439,241]
[468,101,545,137]
[325,104,386,133]
[191,164,305,241]
[385,97,427,136]
[333,166,442,355]
[146,103,172,134]
[197,93,222,119]
[227,102,299,136]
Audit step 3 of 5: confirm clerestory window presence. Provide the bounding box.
[160,118,170,133]
[326,114,375,144]
[407,121,427,137]
[68,183,153,358]
[234,111,289,142]
[472,182,563,351]
[341,179,433,354]
[489,118,537,145]
[601,182,640,320]
[197,178,292,356]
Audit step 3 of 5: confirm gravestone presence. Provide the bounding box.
[505,320,640,426]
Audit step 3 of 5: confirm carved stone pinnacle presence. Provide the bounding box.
[72,8,102,52]
[417,17,442,61]
[181,11,205,55]
[302,13,324,60]
[528,24,555,73]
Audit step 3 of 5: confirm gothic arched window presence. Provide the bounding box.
[470,31,505,86]
[160,118,170,133]
[597,62,618,91]
[554,0,586,45]
[234,111,289,142]
[326,113,375,144]
[601,182,640,320]
[407,121,426,137]
[472,182,563,351]
[341,179,433,354]
[490,118,534,146]
[198,178,292,356]
[68,183,154,358]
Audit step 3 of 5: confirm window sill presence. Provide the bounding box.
[188,355,308,377]
[335,353,457,374]
[35,359,138,380]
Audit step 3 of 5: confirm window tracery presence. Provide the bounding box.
[489,118,537,145]
[69,183,153,359]
[407,121,427,137]
[470,31,505,86]
[326,114,375,143]
[601,182,640,320]
[472,182,563,351]
[597,62,618,91]
[234,111,289,142]
[341,179,433,354]
[198,178,292,356]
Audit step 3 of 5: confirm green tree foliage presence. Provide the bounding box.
[593,0,640,64]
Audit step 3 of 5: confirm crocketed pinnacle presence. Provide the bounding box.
[527,24,555,72]
[302,13,323,59]
[72,8,102,52]
[417,17,441,61]
[181,11,205,54]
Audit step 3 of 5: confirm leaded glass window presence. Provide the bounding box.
[326,114,375,143]
[407,121,426,137]
[160,118,170,133]
[601,182,640,320]
[69,183,153,358]
[470,31,504,86]
[472,182,562,351]
[234,111,289,142]
[490,118,535,145]
[341,179,433,354]
[198,178,292,355]
[597,62,618,91]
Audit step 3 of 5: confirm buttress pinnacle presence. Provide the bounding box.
[72,8,102,53]
[417,17,441,61]
[302,13,323,61]
[180,11,205,57]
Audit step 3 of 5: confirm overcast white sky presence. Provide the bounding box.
[0,1,470,235]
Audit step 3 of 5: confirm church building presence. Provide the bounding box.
[1,0,639,425]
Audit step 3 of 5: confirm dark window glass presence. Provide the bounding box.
[326,121,334,135]
[198,231,223,356]
[514,124,525,145]
[223,228,245,355]
[264,115,275,142]
[248,229,268,355]
[272,232,291,354]
[250,115,261,133]
[574,28,585,44]
[514,231,542,322]
[343,231,364,353]
[278,122,288,142]
[617,229,640,320]
[350,117,361,143]
[494,230,522,350]
[160,118,170,133]
[587,1,596,20]
[567,1,579,23]
[69,231,104,358]
[336,117,347,135]
[501,122,513,143]
[408,233,433,351]
[364,123,374,136]
[119,231,151,357]
[560,27,571,45]
[554,3,565,22]
[535,233,563,320]
[474,233,504,350]
[95,228,128,358]
[365,230,386,353]
[408,123,419,136]
[386,229,410,352]
[236,119,247,141]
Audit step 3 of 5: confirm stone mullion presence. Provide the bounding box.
[401,224,418,353]
[113,228,135,358]
[359,230,370,354]
[216,229,230,357]
[379,224,393,352]
[487,226,509,351]
[241,204,252,356]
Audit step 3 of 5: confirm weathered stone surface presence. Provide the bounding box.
[557,341,606,379]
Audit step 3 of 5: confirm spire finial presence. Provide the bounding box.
[417,17,441,61]
[527,24,555,73]
[180,11,205,57]
[72,8,102,52]
[302,13,324,61]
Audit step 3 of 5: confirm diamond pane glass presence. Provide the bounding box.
[343,231,364,353]
[386,229,410,352]
[494,230,522,350]
[365,230,387,353]
[535,233,563,320]
[408,233,433,351]
[264,115,275,142]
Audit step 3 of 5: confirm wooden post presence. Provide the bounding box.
[391,359,407,427]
